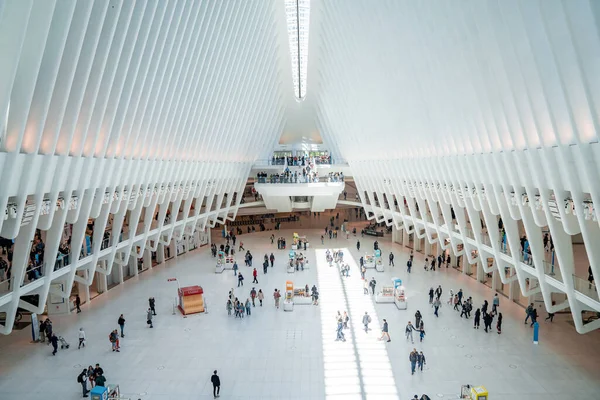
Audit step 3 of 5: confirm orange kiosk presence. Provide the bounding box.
[178,285,205,315]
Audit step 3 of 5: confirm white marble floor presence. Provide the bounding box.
[0,228,599,400]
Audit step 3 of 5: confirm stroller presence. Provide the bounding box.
[58,336,70,349]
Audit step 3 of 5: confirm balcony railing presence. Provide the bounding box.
[256,176,344,184]
[572,274,599,302]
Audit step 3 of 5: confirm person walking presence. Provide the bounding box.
[226,299,232,316]
[336,318,346,342]
[118,314,125,337]
[482,300,489,315]
[250,287,257,306]
[252,268,258,284]
[233,261,238,276]
[147,308,153,328]
[474,308,481,329]
[530,307,538,327]
[435,285,442,301]
[270,253,275,267]
[379,319,391,342]
[258,289,264,306]
[357,241,360,251]
[524,303,534,324]
[415,310,422,328]
[492,293,500,314]
[77,368,89,397]
[369,277,377,295]
[211,370,221,398]
[428,287,434,304]
[406,259,412,273]
[389,252,394,266]
[362,312,371,332]
[274,289,281,309]
[238,241,244,252]
[237,272,244,287]
[483,312,493,333]
[417,351,426,372]
[409,349,418,375]
[78,327,86,349]
[405,321,415,343]
[50,333,58,355]
[75,295,82,313]
[437,254,442,269]
[497,313,503,334]
[109,329,120,352]
[149,297,156,315]
[343,311,349,329]
[432,297,441,317]
[363,279,369,295]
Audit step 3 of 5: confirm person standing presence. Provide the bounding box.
[50,333,58,355]
[252,268,258,284]
[474,308,481,329]
[149,297,156,315]
[270,253,275,268]
[389,252,394,266]
[369,277,377,295]
[75,295,82,313]
[226,300,232,316]
[77,368,89,397]
[336,318,346,342]
[78,327,86,349]
[363,279,369,295]
[211,370,221,398]
[343,311,349,329]
[250,288,257,306]
[362,312,371,332]
[233,261,238,276]
[432,297,441,317]
[492,293,500,314]
[406,259,412,273]
[258,289,264,306]
[147,308,153,328]
[245,299,251,316]
[437,254,442,269]
[428,287,434,304]
[409,349,418,375]
[237,273,244,287]
[379,319,391,342]
[405,321,415,343]
[357,241,360,251]
[274,289,281,309]
[497,313,503,334]
[483,312,493,333]
[118,314,125,337]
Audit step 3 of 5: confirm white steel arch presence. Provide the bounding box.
[0,0,289,334]
[309,0,600,333]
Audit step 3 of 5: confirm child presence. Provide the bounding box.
[419,329,426,342]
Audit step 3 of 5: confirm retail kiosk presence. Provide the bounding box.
[375,286,395,304]
[178,285,205,315]
[364,254,375,269]
[283,281,294,311]
[374,248,384,272]
[393,278,407,310]
[460,385,488,400]
[90,384,120,400]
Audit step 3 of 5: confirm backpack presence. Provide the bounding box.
[77,373,83,383]
[368,316,372,323]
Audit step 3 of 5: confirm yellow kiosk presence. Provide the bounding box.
[460,385,488,400]
[470,386,488,400]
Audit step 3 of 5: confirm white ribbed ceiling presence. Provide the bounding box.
[309,0,600,162]
[0,0,289,164]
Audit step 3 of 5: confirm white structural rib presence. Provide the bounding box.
[309,0,600,333]
[0,1,288,334]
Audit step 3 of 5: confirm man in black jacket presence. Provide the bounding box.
[211,370,221,398]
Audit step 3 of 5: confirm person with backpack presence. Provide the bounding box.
[77,368,89,397]
[237,272,244,287]
[118,314,125,337]
[273,289,281,309]
[211,370,221,398]
[362,312,372,332]
[524,303,534,324]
